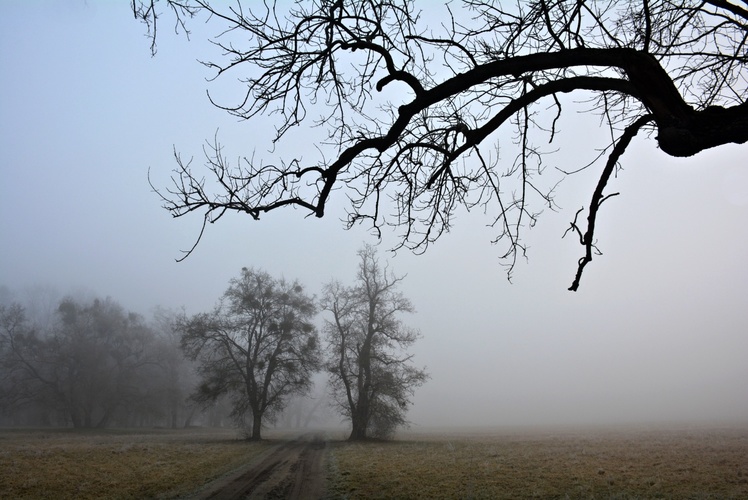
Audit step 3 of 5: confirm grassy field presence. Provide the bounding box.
[1,423,746,498]
[0,427,275,499]
[327,423,748,499]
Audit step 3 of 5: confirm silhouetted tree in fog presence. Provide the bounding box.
[51,298,159,427]
[323,245,428,440]
[133,0,748,290]
[151,306,199,428]
[0,304,46,421]
[0,298,178,428]
[179,268,321,440]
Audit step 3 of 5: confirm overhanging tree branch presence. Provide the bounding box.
[135,0,748,290]
[566,114,655,291]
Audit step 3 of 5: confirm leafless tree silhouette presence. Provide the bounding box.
[134,0,748,290]
[322,245,428,440]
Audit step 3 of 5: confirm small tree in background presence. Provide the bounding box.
[179,268,321,440]
[323,245,428,440]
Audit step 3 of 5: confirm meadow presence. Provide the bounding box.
[327,423,748,499]
[0,427,274,499]
[1,423,746,498]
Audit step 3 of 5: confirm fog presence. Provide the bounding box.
[1,2,747,429]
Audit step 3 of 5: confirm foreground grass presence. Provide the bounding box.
[3,424,747,498]
[0,427,274,499]
[327,424,748,499]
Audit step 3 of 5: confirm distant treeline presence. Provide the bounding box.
[0,291,332,429]
[1,246,425,440]
[0,293,219,428]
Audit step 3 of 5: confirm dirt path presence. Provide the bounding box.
[193,433,328,500]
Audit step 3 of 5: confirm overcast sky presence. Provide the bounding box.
[1,1,747,428]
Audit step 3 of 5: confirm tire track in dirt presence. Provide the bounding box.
[194,433,327,500]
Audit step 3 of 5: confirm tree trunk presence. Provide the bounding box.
[348,404,369,441]
[96,411,112,429]
[70,411,83,429]
[349,422,367,441]
[655,102,748,157]
[183,407,196,428]
[250,412,263,441]
[348,331,373,441]
[170,407,178,429]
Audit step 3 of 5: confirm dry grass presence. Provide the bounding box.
[327,423,748,499]
[3,423,747,499]
[0,427,274,499]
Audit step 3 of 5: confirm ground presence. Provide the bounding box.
[193,433,328,500]
[1,424,746,498]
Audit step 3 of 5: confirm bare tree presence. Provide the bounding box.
[0,304,47,421]
[134,1,748,289]
[150,306,200,428]
[53,298,159,428]
[322,245,428,440]
[0,298,162,428]
[179,268,321,440]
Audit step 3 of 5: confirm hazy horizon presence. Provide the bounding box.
[1,1,747,430]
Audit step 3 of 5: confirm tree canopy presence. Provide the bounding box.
[134,0,748,289]
[179,268,321,440]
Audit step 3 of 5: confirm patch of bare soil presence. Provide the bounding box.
[192,433,328,500]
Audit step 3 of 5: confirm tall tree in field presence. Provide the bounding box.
[322,245,428,440]
[134,1,748,290]
[179,268,321,440]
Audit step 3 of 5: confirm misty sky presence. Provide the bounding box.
[1,1,747,428]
